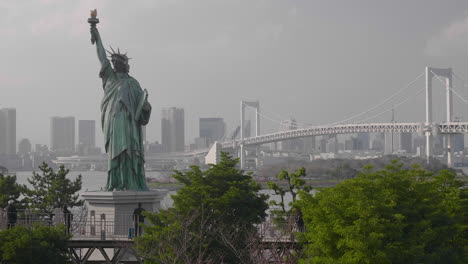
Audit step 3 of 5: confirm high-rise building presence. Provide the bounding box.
[50,116,75,153]
[326,135,338,153]
[78,120,96,147]
[412,135,425,155]
[161,107,184,152]
[370,133,385,151]
[0,108,16,155]
[384,132,400,154]
[319,137,327,153]
[453,134,464,153]
[18,138,32,155]
[356,132,370,150]
[199,118,225,146]
[399,132,412,153]
[35,144,49,153]
[278,118,302,152]
[303,136,316,153]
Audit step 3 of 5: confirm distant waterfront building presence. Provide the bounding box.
[452,134,464,153]
[35,144,49,153]
[194,137,209,149]
[370,133,385,152]
[0,108,16,155]
[412,135,425,155]
[278,118,303,152]
[146,141,164,154]
[326,136,338,153]
[161,107,185,152]
[356,132,370,150]
[78,120,96,147]
[433,135,444,155]
[50,116,75,153]
[384,132,399,154]
[319,137,327,153]
[303,136,316,153]
[399,132,412,153]
[18,138,32,155]
[199,118,225,146]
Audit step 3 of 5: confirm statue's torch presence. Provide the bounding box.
[88,9,99,44]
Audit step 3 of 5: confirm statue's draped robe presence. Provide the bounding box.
[100,60,150,191]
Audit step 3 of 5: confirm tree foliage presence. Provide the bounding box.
[0,173,22,208]
[267,167,311,215]
[136,152,269,263]
[257,155,449,180]
[0,225,70,264]
[23,162,83,211]
[298,161,468,264]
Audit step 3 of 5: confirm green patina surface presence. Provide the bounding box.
[100,63,150,191]
[92,24,151,191]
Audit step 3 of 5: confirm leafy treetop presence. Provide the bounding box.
[0,174,22,208]
[298,161,467,264]
[23,162,83,211]
[137,152,269,264]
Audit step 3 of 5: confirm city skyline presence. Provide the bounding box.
[3,1,468,147]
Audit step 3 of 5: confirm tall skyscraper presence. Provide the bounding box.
[199,118,226,145]
[50,116,75,153]
[78,120,96,147]
[161,107,184,152]
[0,108,16,155]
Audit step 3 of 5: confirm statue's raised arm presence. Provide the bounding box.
[88,9,107,66]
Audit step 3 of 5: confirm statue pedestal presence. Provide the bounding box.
[81,190,167,238]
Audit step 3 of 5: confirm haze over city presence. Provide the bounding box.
[2,0,468,149]
[0,2,467,263]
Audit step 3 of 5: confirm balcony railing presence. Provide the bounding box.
[0,209,303,243]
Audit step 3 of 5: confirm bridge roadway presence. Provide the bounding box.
[221,122,468,148]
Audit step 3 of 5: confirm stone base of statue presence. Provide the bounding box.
[81,190,167,238]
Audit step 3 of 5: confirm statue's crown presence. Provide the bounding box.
[106,46,130,64]
[106,46,131,72]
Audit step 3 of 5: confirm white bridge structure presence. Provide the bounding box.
[207,67,468,169]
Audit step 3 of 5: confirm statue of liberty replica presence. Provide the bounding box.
[89,10,151,191]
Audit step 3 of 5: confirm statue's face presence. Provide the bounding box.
[111,55,129,73]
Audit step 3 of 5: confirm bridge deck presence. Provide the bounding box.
[221,122,468,148]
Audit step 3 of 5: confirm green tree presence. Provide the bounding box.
[267,167,311,216]
[0,224,70,264]
[298,161,468,264]
[136,152,269,264]
[23,162,83,211]
[0,173,22,208]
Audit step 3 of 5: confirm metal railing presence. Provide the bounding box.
[0,209,146,241]
[0,209,303,243]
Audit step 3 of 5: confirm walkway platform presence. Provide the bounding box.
[67,240,141,264]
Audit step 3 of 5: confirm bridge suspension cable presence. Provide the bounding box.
[355,86,425,123]
[242,71,425,130]
[323,71,425,126]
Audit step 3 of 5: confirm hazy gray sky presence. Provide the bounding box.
[2,0,468,148]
